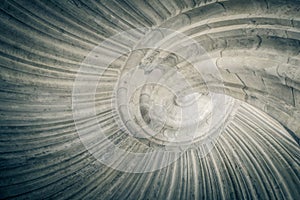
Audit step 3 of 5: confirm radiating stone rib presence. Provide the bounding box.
[0,0,300,199]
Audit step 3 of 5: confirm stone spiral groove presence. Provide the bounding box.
[0,0,300,199]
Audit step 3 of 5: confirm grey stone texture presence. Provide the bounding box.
[0,0,299,199]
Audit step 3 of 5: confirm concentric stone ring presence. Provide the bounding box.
[72,28,234,173]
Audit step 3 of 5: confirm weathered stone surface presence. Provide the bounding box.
[263,77,294,105]
[0,0,299,199]
[294,88,300,109]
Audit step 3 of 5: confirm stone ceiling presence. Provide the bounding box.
[0,0,299,199]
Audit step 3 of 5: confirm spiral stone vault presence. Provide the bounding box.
[0,0,300,199]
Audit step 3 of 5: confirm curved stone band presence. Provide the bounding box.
[72,28,230,173]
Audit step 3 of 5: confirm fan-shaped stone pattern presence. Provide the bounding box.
[0,0,300,199]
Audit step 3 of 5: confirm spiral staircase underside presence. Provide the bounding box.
[0,0,300,199]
